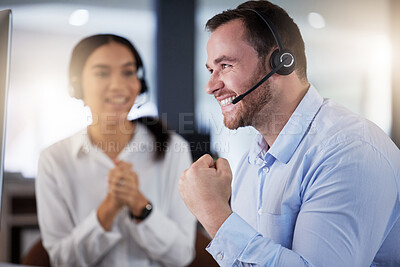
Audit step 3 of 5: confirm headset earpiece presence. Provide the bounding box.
[136,64,148,94]
[244,8,296,76]
[140,78,147,94]
[270,48,295,76]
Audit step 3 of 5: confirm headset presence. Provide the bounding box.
[70,51,148,99]
[232,8,295,104]
[136,60,148,94]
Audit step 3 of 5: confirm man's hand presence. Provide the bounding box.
[179,154,233,238]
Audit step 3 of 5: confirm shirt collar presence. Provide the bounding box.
[248,85,324,165]
[72,128,91,158]
[248,133,269,165]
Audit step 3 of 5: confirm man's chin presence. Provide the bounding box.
[222,105,251,129]
[223,116,243,130]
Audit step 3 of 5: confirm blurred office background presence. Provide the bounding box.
[0,0,399,264]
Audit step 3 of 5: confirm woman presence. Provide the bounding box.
[36,34,196,266]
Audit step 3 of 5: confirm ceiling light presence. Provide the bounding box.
[308,12,325,29]
[69,9,89,26]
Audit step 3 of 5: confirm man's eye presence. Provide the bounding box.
[221,64,230,69]
[208,69,213,74]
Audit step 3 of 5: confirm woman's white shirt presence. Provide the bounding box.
[36,123,196,267]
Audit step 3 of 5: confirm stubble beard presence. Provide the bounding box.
[223,78,273,130]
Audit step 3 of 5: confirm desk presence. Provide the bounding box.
[0,174,39,263]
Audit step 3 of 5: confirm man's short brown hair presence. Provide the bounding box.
[206,0,307,81]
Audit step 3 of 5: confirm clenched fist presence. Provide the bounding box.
[179,154,233,238]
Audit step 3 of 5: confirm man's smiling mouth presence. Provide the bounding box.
[219,96,237,106]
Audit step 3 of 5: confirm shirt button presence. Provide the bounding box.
[258,209,262,215]
[263,166,269,173]
[216,252,224,261]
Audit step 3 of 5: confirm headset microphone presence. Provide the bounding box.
[232,8,295,104]
[232,57,291,104]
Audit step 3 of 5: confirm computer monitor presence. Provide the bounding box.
[0,9,12,227]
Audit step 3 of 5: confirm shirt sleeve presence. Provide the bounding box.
[125,136,197,267]
[36,150,122,267]
[207,140,399,267]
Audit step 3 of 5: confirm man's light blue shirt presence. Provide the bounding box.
[207,85,400,266]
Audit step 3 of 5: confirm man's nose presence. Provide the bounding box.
[205,72,224,95]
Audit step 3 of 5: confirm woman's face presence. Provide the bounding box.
[81,42,141,121]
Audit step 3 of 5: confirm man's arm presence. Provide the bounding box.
[180,142,399,266]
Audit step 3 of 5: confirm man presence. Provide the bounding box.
[179,1,400,266]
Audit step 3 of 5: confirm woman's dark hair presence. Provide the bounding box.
[69,34,169,160]
[206,0,307,81]
[135,117,170,161]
